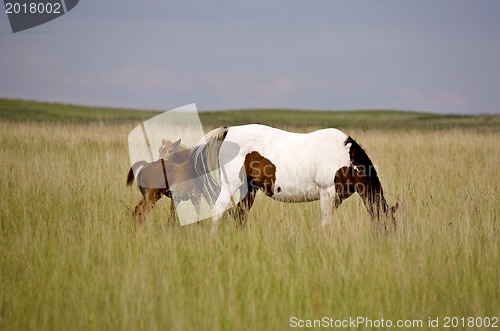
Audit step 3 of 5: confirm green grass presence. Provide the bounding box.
[0,98,159,123]
[202,108,500,131]
[0,99,499,330]
[1,98,499,131]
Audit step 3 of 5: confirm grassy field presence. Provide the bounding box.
[0,99,499,330]
[2,97,500,131]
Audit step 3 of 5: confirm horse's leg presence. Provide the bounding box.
[192,189,202,222]
[319,187,338,228]
[211,188,232,234]
[133,189,163,230]
[210,159,247,234]
[132,198,147,229]
[168,197,178,226]
[211,182,242,234]
[234,183,257,228]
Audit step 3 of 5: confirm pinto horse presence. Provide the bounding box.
[191,124,398,232]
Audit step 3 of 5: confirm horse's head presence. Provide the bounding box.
[387,202,399,226]
[371,200,399,232]
[159,138,182,158]
[378,202,399,232]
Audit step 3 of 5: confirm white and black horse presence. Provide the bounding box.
[191,124,398,232]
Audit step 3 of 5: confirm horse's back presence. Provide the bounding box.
[223,124,352,201]
[226,124,349,162]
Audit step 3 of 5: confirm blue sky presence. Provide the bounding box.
[1,1,499,114]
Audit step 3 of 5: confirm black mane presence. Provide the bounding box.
[344,136,387,217]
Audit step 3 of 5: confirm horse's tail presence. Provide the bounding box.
[190,126,230,203]
[126,161,148,186]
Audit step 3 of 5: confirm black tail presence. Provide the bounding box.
[126,161,148,186]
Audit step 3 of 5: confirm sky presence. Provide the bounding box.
[1,1,500,114]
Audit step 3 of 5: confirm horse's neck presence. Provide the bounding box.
[170,149,191,163]
[359,183,388,219]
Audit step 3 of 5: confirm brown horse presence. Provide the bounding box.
[158,138,190,162]
[126,139,191,227]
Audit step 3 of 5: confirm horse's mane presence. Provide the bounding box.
[344,136,387,215]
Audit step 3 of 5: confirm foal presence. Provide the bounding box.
[126,138,218,228]
[126,139,191,227]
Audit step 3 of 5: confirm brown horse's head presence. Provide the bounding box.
[158,138,182,158]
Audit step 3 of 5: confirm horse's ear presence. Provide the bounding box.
[391,202,399,214]
[173,138,181,147]
[162,139,167,144]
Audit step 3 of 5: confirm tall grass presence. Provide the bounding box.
[0,121,498,330]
